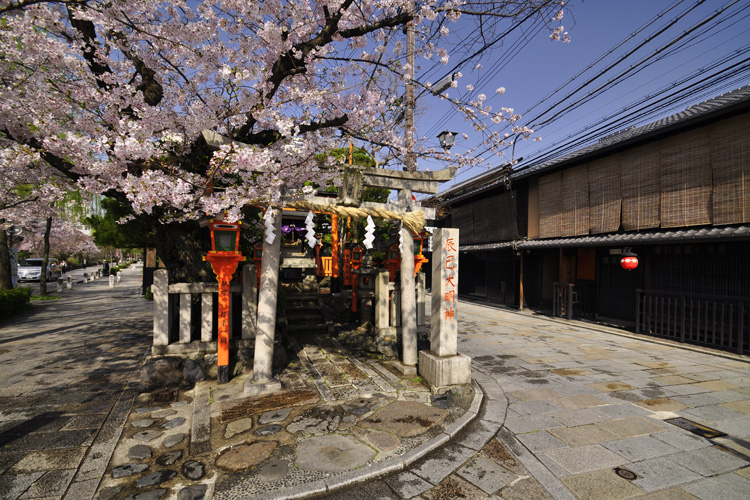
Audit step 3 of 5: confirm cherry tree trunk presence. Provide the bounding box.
[0,230,12,290]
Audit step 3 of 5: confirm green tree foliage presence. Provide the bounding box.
[86,198,155,249]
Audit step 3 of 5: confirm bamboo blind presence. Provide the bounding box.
[560,164,590,236]
[451,203,475,244]
[539,171,562,238]
[589,156,622,234]
[621,142,661,230]
[711,114,750,225]
[473,193,519,241]
[660,128,711,228]
[472,197,491,242]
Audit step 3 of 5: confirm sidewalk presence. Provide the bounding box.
[0,265,152,500]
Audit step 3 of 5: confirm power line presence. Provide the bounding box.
[470,0,746,165]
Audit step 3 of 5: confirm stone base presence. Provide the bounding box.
[244,377,282,396]
[418,351,471,390]
[390,361,418,376]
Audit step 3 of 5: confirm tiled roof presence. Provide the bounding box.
[459,225,750,252]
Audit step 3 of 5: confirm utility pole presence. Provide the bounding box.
[404,16,416,173]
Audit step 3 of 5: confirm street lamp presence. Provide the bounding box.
[438,131,459,151]
[209,221,242,253]
[203,217,245,384]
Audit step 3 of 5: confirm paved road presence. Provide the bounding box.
[0,265,152,500]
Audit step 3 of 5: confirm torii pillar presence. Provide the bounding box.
[419,228,471,390]
[246,206,283,395]
[399,190,418,371]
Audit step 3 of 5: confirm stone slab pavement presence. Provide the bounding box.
[312,300,750,500]
[4,264,750,500]
[0,264,152,500]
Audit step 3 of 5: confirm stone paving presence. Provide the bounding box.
[96,333,480,500]
[0,265,152,500]
[456,302,750,500]
[3,263,750,500]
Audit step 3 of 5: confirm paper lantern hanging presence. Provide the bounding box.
[620,249,638,270]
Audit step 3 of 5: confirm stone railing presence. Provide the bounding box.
[152,265,257,356]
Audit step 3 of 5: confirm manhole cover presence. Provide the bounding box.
[614,467,637,480]
[152,390,179,404]
[664,417,726,439]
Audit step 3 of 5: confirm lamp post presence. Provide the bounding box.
[203,218,245,384]
[438,131,459,151]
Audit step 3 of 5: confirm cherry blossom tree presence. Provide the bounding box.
[0,0,572,280]
[17,218,98,261]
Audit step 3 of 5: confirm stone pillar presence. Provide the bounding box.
[419,228,471,389]
[430,228,458,356]
[201,293,213,342]
[66,275,72,289]
[390,286,400,327]
[56,278,63,293]
[108,274,115,288]
[179,293,191,343]
[249,207,283,393]
[153,269,169,346]
[241,264,257,339]
[400,225,417,367]
[375,270,390,333]
[416,272,426,327]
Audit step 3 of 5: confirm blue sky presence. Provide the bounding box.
[414,0,750,191]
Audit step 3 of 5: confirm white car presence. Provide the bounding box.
[18,258,62,282]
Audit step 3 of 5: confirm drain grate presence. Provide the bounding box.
[664,417,726,439]
[614,467,638,480]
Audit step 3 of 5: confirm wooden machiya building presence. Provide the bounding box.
[427,86,750,354]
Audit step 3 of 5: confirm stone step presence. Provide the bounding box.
[287,312,325,323]
[286,292,320,300]
[288,323,328,334]
[286,302,319,310]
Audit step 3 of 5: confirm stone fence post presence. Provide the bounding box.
[416,272,426,327]
[153,269,169,346]
[241,263,257,339]
[66,275,72,289]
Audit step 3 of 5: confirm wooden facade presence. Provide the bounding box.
[431,87,750,353]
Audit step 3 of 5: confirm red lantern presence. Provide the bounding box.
[620,249,638,270]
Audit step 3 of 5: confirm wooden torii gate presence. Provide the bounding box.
[201,131,467,394]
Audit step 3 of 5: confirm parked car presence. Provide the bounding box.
[17,258,61,282]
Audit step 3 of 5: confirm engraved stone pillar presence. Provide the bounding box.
[420,228,470,389]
